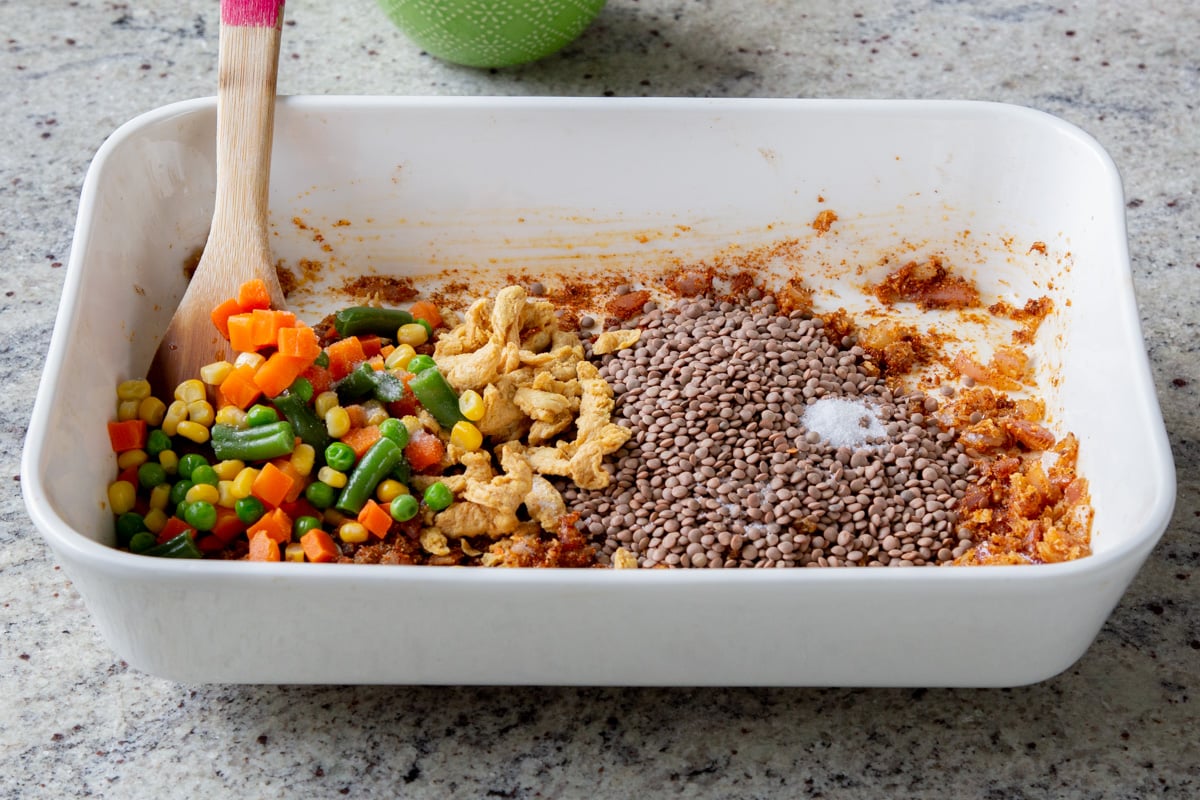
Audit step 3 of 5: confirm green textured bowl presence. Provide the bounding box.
[377,0,606,68]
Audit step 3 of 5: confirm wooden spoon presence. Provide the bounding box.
[149,0,288,394]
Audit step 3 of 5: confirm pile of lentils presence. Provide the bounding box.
[558,292,980,568]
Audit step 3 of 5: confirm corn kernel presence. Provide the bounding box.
[290,444,316,477]
[284,542,307,562]
[185,483,220,505]
[176,420,210,444]
[158,449,179,475]
[117,379,152,402]
[149,483,172,511]
[200,360,234,385]
[215,405,247,427]
[213,460,245,481]
[396,323,428,347]
[458,389,485,422]
[138,396,167,426]
[116,399,141,421]
[317,466,348,489]
[338,521,369,544]
[325,406,351,438]
[362,400,388,427]
[449,420,483,451]
[116,449,148,470]
[143,508,167,534]
[376,479,408,504]
[231,467,259,499]
[217,480,238,508]
[234,351,265,370]
[162,400,188,436]
[314,391,339,418]
[401,415,422,436]
[385,343,418,370]
[174,379,206,404]
[187,400,215,427]
[107,480,136,514]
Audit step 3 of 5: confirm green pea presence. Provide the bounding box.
[190,465,219,487]
[288,377,314,404]
[184,501,217,532]
[129,531,158,554]
[246,404,280,427]
[177,453,208,480]
[145,429,172,457]
[168,480,194,507]
[115,512,147,546]
[379,417,409,448]
[406,355,436,375]
[235,496,266,525]
[176,500,193,520]
[137,461,167,489]
[304,481,336,510]
[389,493,419,522]
[423,481,453,512]
[324,441,357,472]
[293,515,323,540]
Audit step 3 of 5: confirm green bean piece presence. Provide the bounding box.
[272,390,331,451]
[143,531,203,559]
[405,355,436,375]
[369,371,406,403]
[390,455,412,485]
[415,319,434,340]
[210,421,296,461]
[409,367,466,429]
[334,362,378,402]
[288,376,314,404]
[334,437,402,515]
[333,306,415,338]
[314,350,330,368]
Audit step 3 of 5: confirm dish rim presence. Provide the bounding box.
[21,95,1177,585]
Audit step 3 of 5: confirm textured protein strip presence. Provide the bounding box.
[559,295,979,568]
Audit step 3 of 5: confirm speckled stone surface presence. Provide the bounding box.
[2,1,1197,797]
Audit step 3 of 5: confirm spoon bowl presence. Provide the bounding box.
[149,0,287,394]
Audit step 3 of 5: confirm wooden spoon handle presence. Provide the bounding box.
[210,0,286,302]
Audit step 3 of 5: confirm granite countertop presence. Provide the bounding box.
[2,1,1197,796]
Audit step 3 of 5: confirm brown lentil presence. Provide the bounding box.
[559,295,979,568]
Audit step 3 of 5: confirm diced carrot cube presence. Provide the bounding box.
[300,529,339,563]
[250,309,296,348]
[251,461,295,509]
[157,515,195,545]
[253,352,308,398]
[210,297,243,340]
[227,313,257,352]
[409,300,443,328]
[107,419,147,452]
[247,507,292,546]
[248,530,281,561]
[325,336,367,381]
[340,425,381,459]
[357,499,393,539]
[237,278,273,312]
[276,325,321,360]
[404,429,445,472]
[218,364,262,409]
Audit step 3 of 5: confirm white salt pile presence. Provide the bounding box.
[801,397,886,449]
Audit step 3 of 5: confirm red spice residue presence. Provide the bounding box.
[870,255,982,310]
[812,209,839,235]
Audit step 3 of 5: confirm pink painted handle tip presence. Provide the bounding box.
[221,0,284,27]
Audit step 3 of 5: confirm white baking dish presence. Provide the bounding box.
[23,97,1175,685]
